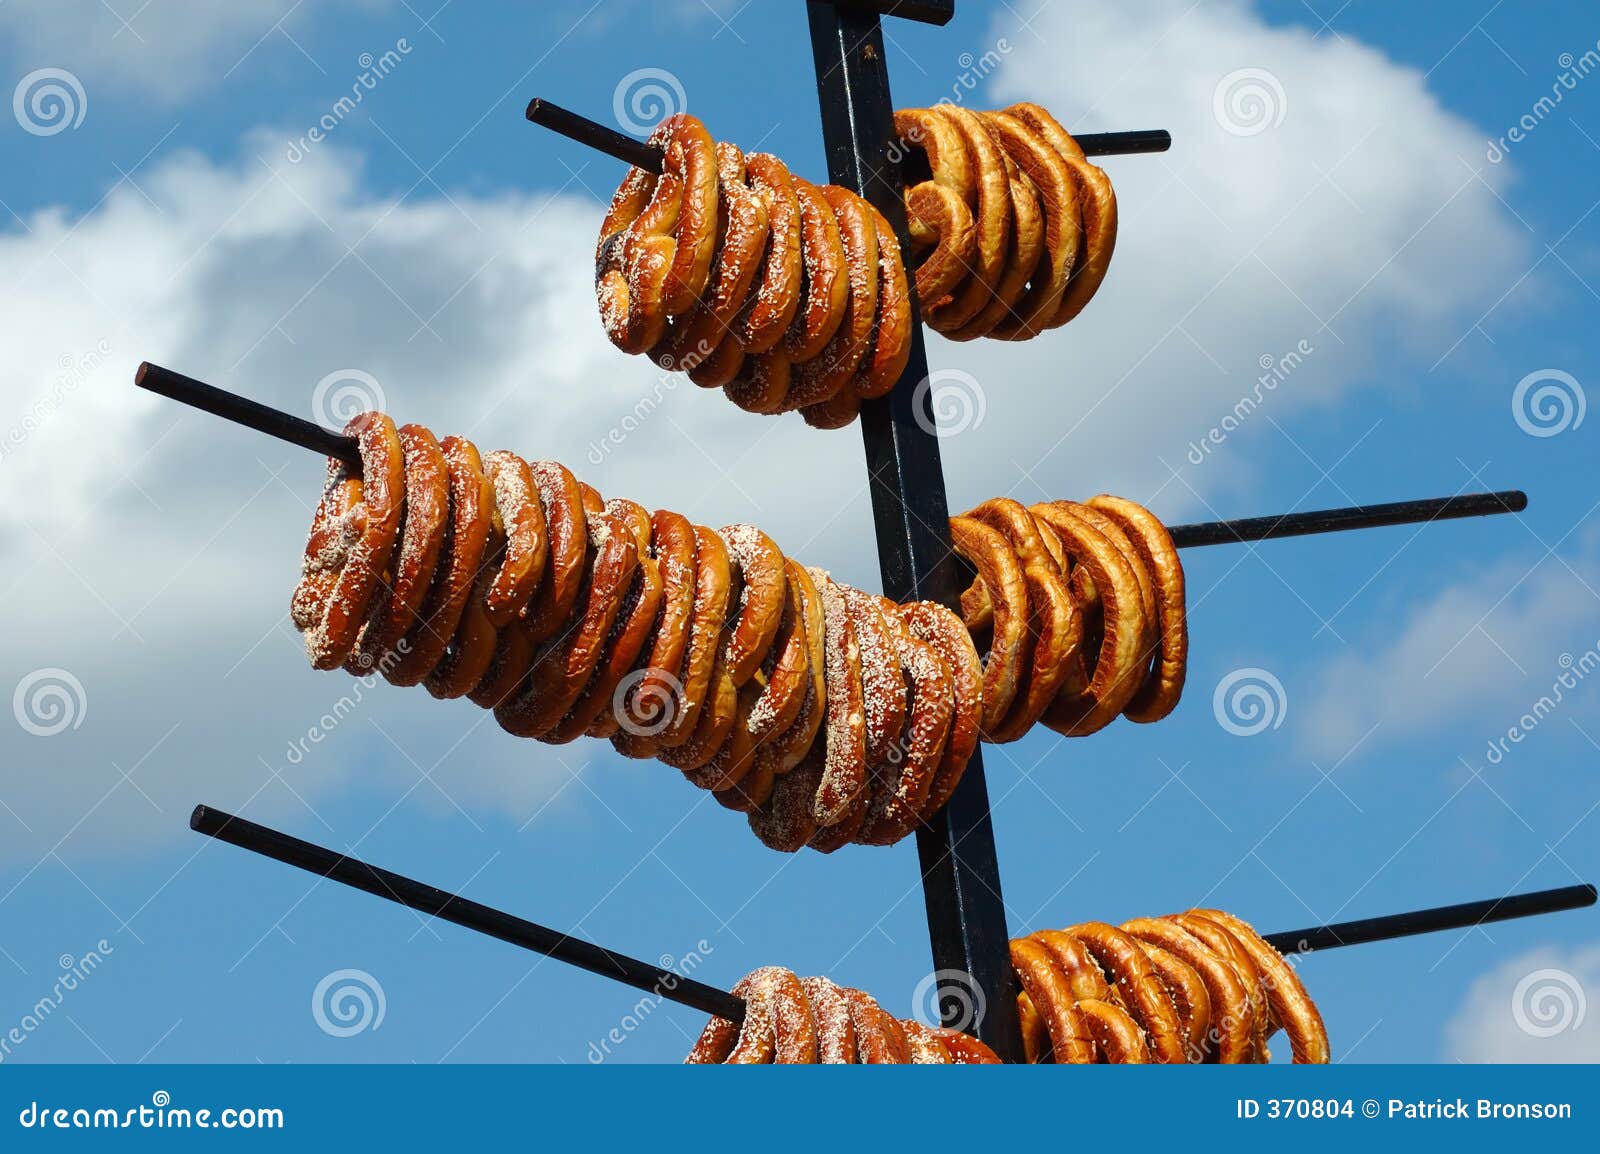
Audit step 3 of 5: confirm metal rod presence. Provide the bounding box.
[808,0,1023,1062]
[1265,883,1597,955]
[193,804,1593,1034]
[1168,490,1528,549]
[525,96,1169,175]
[842,0,955,25]
[136,362,359,467]
[189,804,746,1022]
[133,367,1529,555]
[525,98,663,171]
[1076,128,1171,156]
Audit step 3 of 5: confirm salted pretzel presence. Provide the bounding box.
[786,185,879,410]
[1003,103,1118,327]
[596,114,719,354]
[292,415,1202,852]
[292,412,406,671]
[1184,909,1330,1064]
[1122,916,1254,1064]
[651,141,769,387]
[784,177,850,361]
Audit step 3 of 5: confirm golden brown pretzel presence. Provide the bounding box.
[1065,922,1188,1063]
[353,422,448,669]
[1140,942,1212,1062]
[900,1018,954,1063]
[948,515,1028,732]
[849,201,913,401]
[948,126,1044,341]
[783,177,850,362]
[1186,909,1330,1064]
[651,141,768,387]
[1002,102,1118,327]
[898,600,982,814]
[785,185,879,409]
[381,434,494,687]
[902,180,977,310]
[658,524,731,749]
[841,985,910,1063]
[480,450,547,629]
[935,1028,1003,1064]
[1122,917,1253,1064]
[858,605,954,846]
[1087,494,1187,723]
[522,461,588,643]
[726,966,818,1064]
[735,153,803,354]
[923,105,1012,332]
[292,412,406,671]
[1010,937,1096,1064]
[801,976,858,1064]
[1169,913,1271,1062]
[811,571,868,830]
[595,113,719,354]
[610,509,698,756]
[979,111,1080,339]
[719,524,787,686]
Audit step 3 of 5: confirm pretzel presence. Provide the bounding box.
[923,105,1012,332]
[934,1028,1002,1064]
[657,524,731,749]
[961,498,1079,741]
[659,646,737,773]
[610,509,698,756]
[902,180,977,310]
[900,1018,954,1063]
[352,422,448,669]
[480,450,547,628]
[651,141,769,386]
[1075,999,1153,1063]
[842,985,910,1063]
[719,524,787,686]
[810,571,868,830]
[723,348,795,415]
[424,516,503,701]
[801,976,858,1064]
[1010,937,1096,1064]
[734,153,803,354]
[521,461,587,643]
[783,177,850,361]
[897,600,981,814]
[727,967,819,1064]
[548,500,664,742]
[1003,103,1117,326]
[494,508,638,738]
[1168,913,1271,1062]
[858,605,954,845]
[595,114,719,353]
[852,203,913,400]
[1141,942,1212,1062]
[1087,495,1187,723]
[785,185,878,409]
[1186,909,1330,1064]
[748,740,823,852]
[292,412,405,671]
[948,128,1044,341]
[737,559,827,789]
[1028,502,1149,735]
[949,515,1028,731]
[979,111,1080,339]
[1065,922,1188,1063]
[1122,917,1253,1064]
[381,435,494,687]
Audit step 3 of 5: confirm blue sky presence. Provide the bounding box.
[1,0,1597,1065]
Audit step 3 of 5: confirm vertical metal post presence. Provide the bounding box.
[805,0,1021,1060]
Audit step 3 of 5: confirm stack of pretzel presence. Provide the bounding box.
[289,413,1186,853]
[684,909,1326,1065]
[1012,909,1329,1064]
[594,103,1114,428]
[684,966,1001,1064]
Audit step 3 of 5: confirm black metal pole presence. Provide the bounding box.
[136,362,359,467]
[525,98,663,171]
[1265,883,1597,956]
[189,804,747,1022]
[1168,491,1528,549]
[806,0,1022,1060]
[1077,129,1171,156]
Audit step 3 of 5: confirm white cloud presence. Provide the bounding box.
[0,0,1540,865]
[0,2,374,102]
[1445,943,1600,1062]
[922,0,1529,507]
[1298,536,1600,763]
